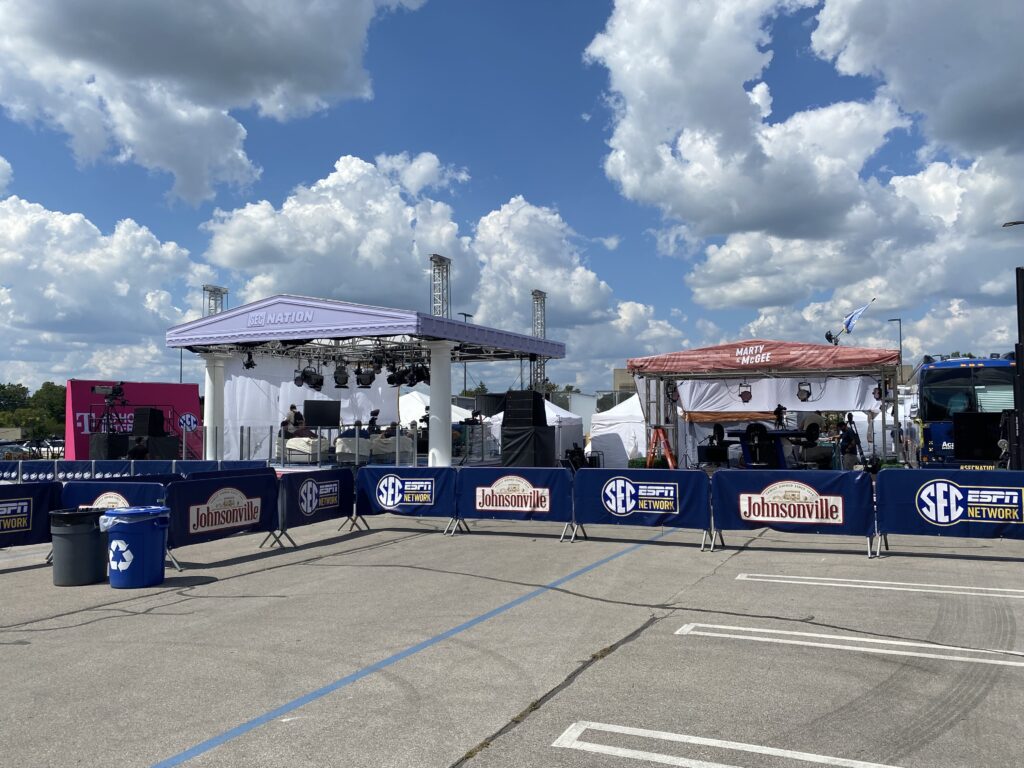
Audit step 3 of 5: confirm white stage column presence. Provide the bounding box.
[427,341,454,467]
[202,354,227,460]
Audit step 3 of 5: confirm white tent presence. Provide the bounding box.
[586,394,646,468]
[398,390,473,426]
[487,398,585,460]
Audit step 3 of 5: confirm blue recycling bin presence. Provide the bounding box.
[99,506,170,589]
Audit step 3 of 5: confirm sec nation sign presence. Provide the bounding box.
[916,479,1024,527]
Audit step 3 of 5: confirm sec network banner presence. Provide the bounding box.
[357,467,455,518]
[573,468,710,529]
[877,469,1024,539]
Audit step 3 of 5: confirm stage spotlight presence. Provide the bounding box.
[243,352,257,370]
[387,368,407,387]
[300,366,324,392]
[293,369,304,387]
[333,365,349,388]
[738,383,752,403]
[356,366,375,388]
[796,382,811,402]
[872,386,882,401]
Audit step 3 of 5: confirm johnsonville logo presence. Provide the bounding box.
[739,480,843,524]
[189,487,261,532]
[475,476,550,513]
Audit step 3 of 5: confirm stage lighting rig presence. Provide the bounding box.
[738,383,752,403]
[333,363,349,389]
[796,382,811,402]
[243,352,257,370]
[294,365,324,391]
[355,366,376,388]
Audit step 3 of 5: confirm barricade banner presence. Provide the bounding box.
[62,482,166,510]
[222,461,269,471]
[0,461,21,481]
[573,468,710,529]
[185,467,276,481]
[55,461,95,481]
[133,460,175,476]
[20,461,56,482]
[356,467,456,518]
[877,469,1024,539]
[93,461,131,478]
[711,470,873,537]
[173,460,219,475]
[456,467,572,522]
[280,469,354,530]
[165,474,277,548]
[77,473,183,486]
[0,482,61,547]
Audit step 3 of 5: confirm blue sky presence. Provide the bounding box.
[2,0,1023,393]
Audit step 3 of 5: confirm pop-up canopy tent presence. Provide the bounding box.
[167,294,564,465]
[586,394,645,467]
[487,398,585,459]
[627,338,901,463]
[398,390,473,425]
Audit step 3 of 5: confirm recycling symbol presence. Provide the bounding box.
[109,539,134,571]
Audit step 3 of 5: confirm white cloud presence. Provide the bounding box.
[203,154,477,311]
[0,0,425,201]
[0,194,204,387]
[587,0,1024,363]
[374,151,470,197]
[0,155,11,195]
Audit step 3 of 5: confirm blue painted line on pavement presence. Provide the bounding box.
[151,530,672,767]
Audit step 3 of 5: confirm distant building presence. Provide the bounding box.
[612,368,634,392]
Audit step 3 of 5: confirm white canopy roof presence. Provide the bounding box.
[487,398,583,427]
[399,390,473,425]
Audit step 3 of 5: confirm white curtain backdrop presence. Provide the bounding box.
[221,355,400,460]
[678,376,880,414]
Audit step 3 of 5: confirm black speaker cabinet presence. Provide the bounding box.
[503,390,547,427]
[89,433,130,460]
[145,435,180,460]
[501,425,556,467]
[132,407,166,436]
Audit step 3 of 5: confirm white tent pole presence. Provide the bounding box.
[427,341,453,467]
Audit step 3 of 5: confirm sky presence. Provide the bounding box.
[2,0,1024,395]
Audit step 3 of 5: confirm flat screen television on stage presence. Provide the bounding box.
[303,400,341,428]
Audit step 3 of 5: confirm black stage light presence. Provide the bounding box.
[796,382,811,402]
[355,367,375,388]
[387,368,407,387]
[243,352,257,370]
[294,369,304,387]
[300,366,324,392]
[334,365,349,388]
[738,383,752,403]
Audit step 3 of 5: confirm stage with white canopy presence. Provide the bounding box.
[166,294,564,466]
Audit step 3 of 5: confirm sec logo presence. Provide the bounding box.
[178,412,199,432]
[916,480,965,526]
[298,479,321,516]
[601,477,637,516]
[376,475,404,509]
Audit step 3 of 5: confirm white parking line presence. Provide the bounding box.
[552,721,901,767]
[736,573,1024,599]
[675,623,1024,667]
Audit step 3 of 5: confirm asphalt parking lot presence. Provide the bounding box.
[2,518,1022,767]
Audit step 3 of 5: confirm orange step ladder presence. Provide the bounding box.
[645,426,677,469]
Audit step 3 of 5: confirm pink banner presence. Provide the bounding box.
[64,380,202,460]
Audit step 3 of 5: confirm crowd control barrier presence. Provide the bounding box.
[20,461,57,482]
[876,469,1024,547]
[456,468,572,536]
[93,461,131,478]
[185,466,277,481]
[711,470,874,554]
[571,468,711,542]
[0,481,62,548]
[55,461,96,481]
[165,474,276,550]
[62,481,166,511]
[174,460,219,475]
[133,461,174,476]
[357,467,457,520]
[268,469,356,547]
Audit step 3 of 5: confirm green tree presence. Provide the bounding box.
[30,381,66,423]
[460,382,489,397]
[0,383,30,412]
[5,407,59,439]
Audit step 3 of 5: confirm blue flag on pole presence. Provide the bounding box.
[842,299,874,334]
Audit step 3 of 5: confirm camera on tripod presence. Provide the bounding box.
[91,382,125,402]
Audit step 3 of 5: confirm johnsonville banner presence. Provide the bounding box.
[64,380,202,460]
[711,470,873,537]
[456,467,573,522]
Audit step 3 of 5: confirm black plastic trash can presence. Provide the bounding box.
[50,508,108,586]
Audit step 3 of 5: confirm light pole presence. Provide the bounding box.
[888,318,903,462]
[1001,221,1024,469]
[457,312,473,396]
